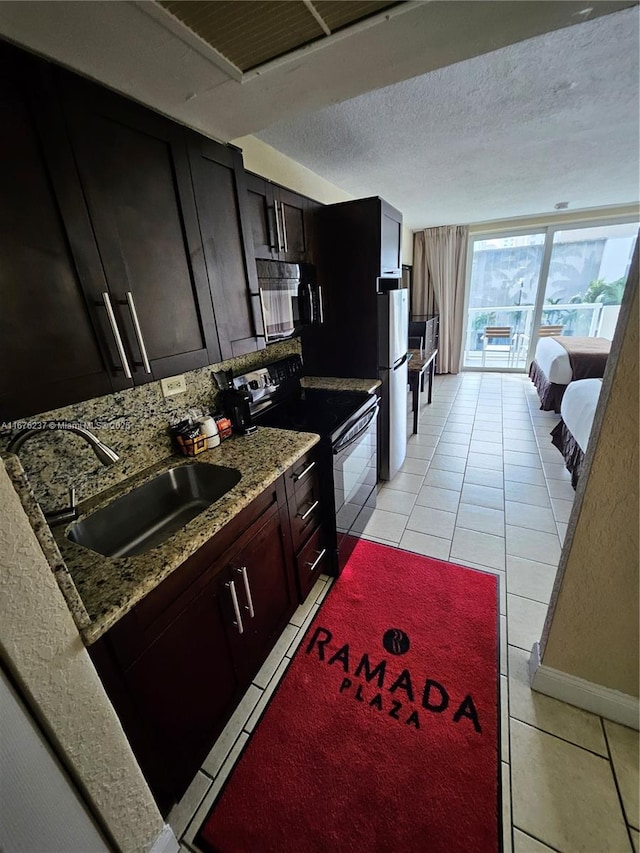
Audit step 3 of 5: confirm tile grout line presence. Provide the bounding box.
[512,715,618,760]
[502,376,516,853]
[600,716,638,844]
[512,826,563,853]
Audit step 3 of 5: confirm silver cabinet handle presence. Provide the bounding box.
[102,292,132,379]
[126,291,151,374]
[280,202,288,253]
[226,580,244,634]
[298,499,319,521]
[293,460,316,482]
[237,566,255,619]
[306,548,326,573]
[273,199,283,252]
[318,285,324,323]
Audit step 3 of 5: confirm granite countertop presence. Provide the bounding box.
[34,427,319,645]
[301,376,381,394]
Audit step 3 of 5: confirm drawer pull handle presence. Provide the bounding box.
[226,580,244,634]
[298,499,319,521]
[293,460,316,482]
[237,566,255,619]
[306,548,326,574]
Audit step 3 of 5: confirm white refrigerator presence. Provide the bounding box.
[378,289,408,480]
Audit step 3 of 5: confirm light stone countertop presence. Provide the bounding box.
[11,427,319,645]
[301,376,381,394]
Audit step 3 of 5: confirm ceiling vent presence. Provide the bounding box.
[156,0,402,74]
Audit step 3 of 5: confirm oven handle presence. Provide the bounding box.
[333,400,379,455]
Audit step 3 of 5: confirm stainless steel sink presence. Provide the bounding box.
[67,463,241,558]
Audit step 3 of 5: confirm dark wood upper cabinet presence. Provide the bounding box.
[381,203,403,276]
[57,72,221,381]
[278,186,312,264]
[0,40,326,419]
[244,173,316,264]
[188,136,265,358]
[245,172,277,259]
[0,47,135,421]
[302,196,403,379]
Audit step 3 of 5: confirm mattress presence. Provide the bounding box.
[560,378,603,452]
[533,337,573,385]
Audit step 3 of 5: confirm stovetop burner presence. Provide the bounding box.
[250,388,371,435]
[232,356,376,440]
[253,388,372,437]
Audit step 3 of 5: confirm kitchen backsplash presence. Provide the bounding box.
[7,339,301,513]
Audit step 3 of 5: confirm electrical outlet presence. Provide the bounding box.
[160,375,186,397]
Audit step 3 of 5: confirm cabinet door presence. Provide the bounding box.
[0,48,129,420]
[189,138,265,358]
[59,74,219,382]
[122,575,238,813]
[245,173,277,260]
[278,187,310,264]
[381,205,402,276]
[222,505,297,681]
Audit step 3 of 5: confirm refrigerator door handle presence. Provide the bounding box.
[393,352,409,370]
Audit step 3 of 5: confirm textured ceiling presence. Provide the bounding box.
[0,1,637,230]
[256,6,640,229]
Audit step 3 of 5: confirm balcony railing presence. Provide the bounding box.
[463,303,607,369]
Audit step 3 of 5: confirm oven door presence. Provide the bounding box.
[332,399,379,571]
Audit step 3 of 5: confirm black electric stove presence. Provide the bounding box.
[232,356,379,572]
[254,388,372,437]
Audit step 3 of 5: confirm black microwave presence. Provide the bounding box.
[255,260,323,343]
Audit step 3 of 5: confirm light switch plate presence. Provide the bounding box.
[160,375,186,397]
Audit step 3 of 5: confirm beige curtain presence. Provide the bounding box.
[413,225,469,374]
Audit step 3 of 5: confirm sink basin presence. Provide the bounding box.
[67,463,241,558]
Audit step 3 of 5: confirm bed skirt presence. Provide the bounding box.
[529,360,566,413]
[550,420,582,489]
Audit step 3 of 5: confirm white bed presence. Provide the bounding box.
[533,337,574,385]
[529,335,610,412]
[560,378,603,452]
[551,378,603,487]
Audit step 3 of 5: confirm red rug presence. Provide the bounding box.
[197,540,500,853]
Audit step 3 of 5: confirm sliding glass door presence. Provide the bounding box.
[463,232,545,369]
[462,219,638,370]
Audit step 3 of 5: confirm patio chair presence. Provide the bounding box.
[481,326,515,366]
[537,325,564,337]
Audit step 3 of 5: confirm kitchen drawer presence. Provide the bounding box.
[284,448,319,501]
[296,524,329,600]
[288,471,322,552]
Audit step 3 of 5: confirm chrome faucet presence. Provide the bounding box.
[6,424,120,526]
[6,424,120,465]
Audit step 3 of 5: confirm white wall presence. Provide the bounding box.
[540,268,639,697]
[0,667,109,852]
[0,460,169,853]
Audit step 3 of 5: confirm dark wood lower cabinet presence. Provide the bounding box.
[90,454,328,815]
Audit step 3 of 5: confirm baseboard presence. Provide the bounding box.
[529,643,639,731]
[149,824,179,853]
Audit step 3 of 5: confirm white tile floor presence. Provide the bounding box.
[171,373,639,853]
